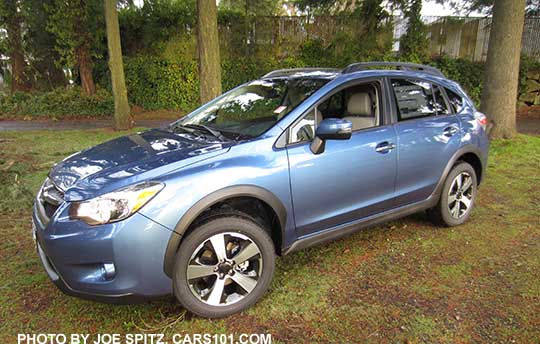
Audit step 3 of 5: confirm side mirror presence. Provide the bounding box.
[310,118,352,154]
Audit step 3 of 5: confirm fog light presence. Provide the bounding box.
[102,263,116,280]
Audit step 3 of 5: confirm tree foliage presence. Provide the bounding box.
[435,0,537,15]
[219,0,284,16]
[358,0,393,55]
[119,0,196,56]
[20,0,66,89]
[46,0,105,95]
[398,0,428,62]
[292,0,362,15]
[45,0,105,67]
[0,0,30,92]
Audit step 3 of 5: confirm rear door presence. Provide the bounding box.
[389,78,462,206]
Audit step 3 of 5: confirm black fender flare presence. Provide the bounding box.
[432,144,485,199]
[163,185,287,277]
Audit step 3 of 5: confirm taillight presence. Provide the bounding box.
[475,111,487,130]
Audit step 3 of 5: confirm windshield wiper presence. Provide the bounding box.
[181,124,229,141]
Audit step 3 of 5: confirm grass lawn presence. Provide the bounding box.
[0,129,539,343]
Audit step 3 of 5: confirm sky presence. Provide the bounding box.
[422,1,461,16]
[421,0,487,16]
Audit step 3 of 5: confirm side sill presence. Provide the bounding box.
[283,196,437,255]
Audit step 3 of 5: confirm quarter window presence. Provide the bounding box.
[391,79,436,121]
[445,88,465,113]
[289,109,317,144]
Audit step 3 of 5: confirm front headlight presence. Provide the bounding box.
[69,181,164,225]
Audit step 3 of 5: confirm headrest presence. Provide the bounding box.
[347,93,372,116]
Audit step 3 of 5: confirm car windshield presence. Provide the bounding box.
[175,77,329,139]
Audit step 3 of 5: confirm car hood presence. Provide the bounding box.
[49,129,231,201]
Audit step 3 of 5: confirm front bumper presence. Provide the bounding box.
[32,199,175,303]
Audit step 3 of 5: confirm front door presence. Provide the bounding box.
[286,80,397,238]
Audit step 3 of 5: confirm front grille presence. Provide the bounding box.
[44,202,59,218]
[39,178,65,219]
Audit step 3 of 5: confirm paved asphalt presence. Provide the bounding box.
[0,119,171,131]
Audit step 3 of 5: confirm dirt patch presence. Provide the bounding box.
[226,313,323,343]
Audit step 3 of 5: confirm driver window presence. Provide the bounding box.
[288,81,381,144]
[319,82,380,131]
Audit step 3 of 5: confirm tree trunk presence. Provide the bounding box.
[46,59,67,88]
[480,0,526,139]
[197,0,222,104]
[76,44,96,96]
[104,0,132,130]
[6,3,29,92]
[10,47,27,93]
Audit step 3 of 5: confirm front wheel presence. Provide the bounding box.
[428,161,477,227]
[172,215,275,318]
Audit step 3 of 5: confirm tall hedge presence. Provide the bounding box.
[3,55,539,118]
[117,56,306,111]
[118,56,486,112]
[0,87,113,118]
[430,57,485,105]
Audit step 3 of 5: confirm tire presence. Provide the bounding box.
[172,214,275,318]
[428,161,477,227]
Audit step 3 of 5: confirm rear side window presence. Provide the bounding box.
[445,88,465,113]
[391,79,436,120]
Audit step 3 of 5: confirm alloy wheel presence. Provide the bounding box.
[447,171,474,219]
[186,232,263,306]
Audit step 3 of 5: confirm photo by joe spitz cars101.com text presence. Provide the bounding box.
[33,62,489,318]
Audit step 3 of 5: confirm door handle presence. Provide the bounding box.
[443,126,459,137]
[375,142,396,153]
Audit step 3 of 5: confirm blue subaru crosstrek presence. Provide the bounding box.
[33,62,489,318]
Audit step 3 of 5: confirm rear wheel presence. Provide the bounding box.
[428,161,477,227]
[172,215,275,318]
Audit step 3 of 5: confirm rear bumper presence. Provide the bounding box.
[32,200,174,303]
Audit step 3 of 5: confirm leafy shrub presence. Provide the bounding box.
[120,56,305,112]
[518,55,540,103]
[57,57,493,115]
[122,56,199,111]
[0,86,114,118]
[299,39,330,67]
[5,55,540,118]
[429,55,540,107]
[430,57,485,105]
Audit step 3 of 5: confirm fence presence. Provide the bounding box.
[217,15,393,59]
[216,15,540,62]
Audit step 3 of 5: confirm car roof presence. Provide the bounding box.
[261,62,444,80]
[261,68,341,80]
[260,62,462,95]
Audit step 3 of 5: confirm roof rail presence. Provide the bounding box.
[342,62,444,78]
[262,68,340,79]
